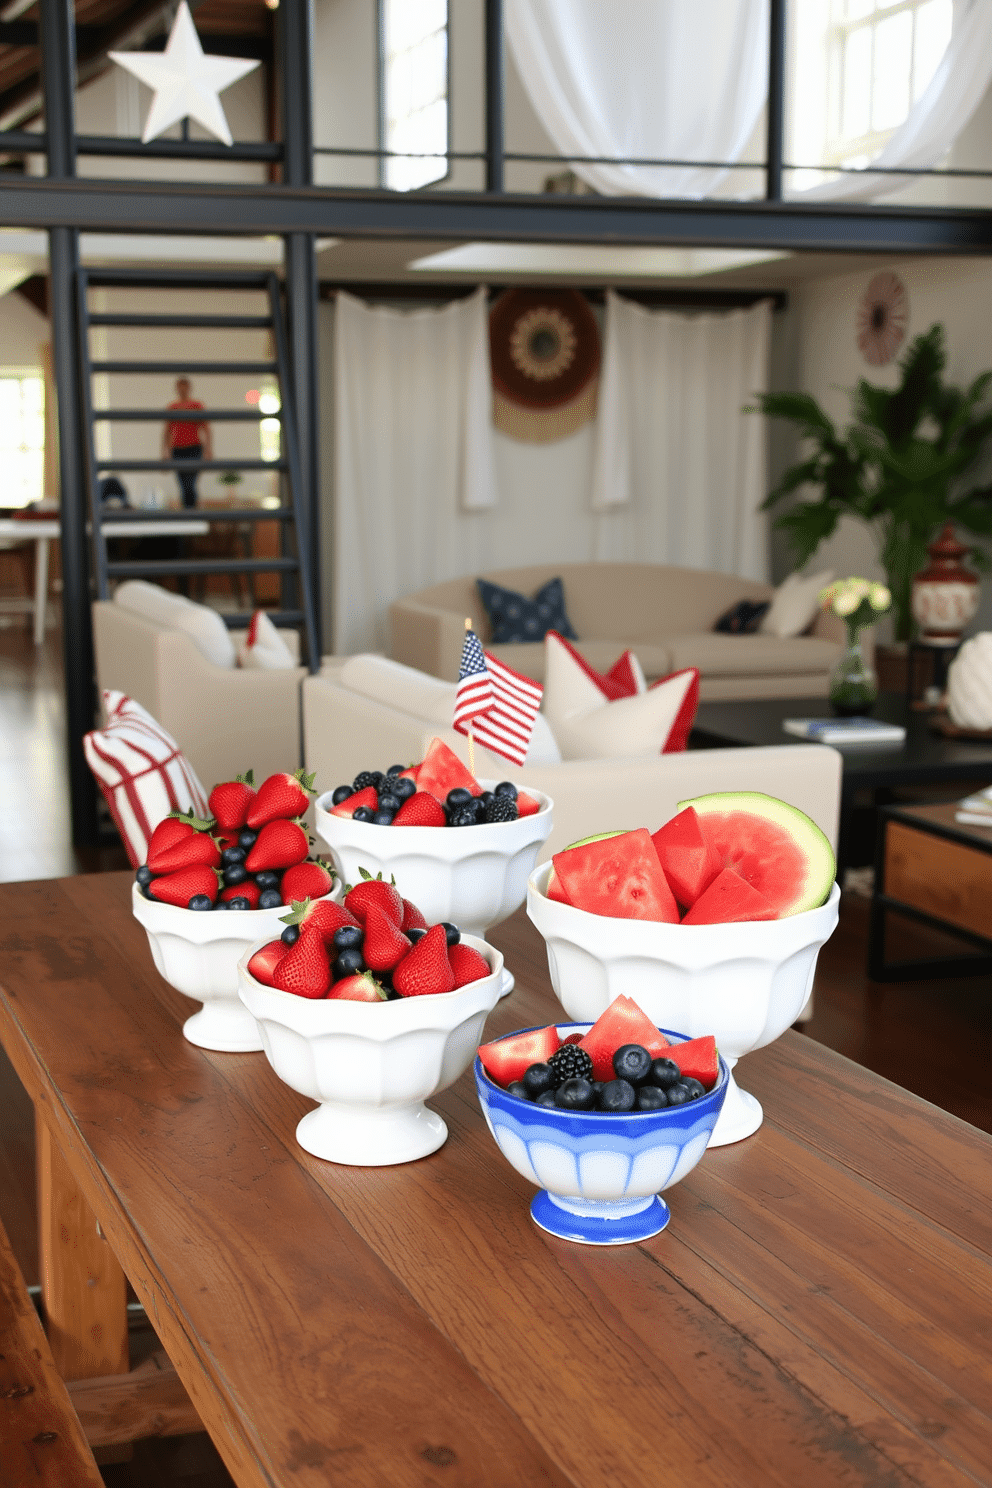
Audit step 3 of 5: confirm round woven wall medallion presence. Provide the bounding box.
[856,272,909,367]
[490,289,600,442]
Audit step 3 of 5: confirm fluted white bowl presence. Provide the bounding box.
[238,933,504,1165]
[132,880,342,1053]
[314,782,553,998]
[526,864,840,1146]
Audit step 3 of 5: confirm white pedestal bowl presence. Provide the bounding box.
[238,934,504,1165]
[315,783,553,999]
[526,865,840,1146]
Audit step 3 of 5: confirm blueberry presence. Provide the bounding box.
[446,787,474,810]
[352,807,374,823]
[222,845,246,867]
[333,948,366,978]
[637,1085,670,1111]
[522,1062,557,1098]
[392,777,416,802]
[377,792,401,814]
[255,870,280,890]
[213,899,230,910]
[681,1077,706,1100]
[494,781,518,800]
[281,924,300,945]
[554,1077,595,1110]
[650,1057,682,1090]
[598,1078,637,1112]
[666,1082,693,1107]
[258,889,283,910]
[507,1081,531,1101]
[238,829,257,850]
[386,764,405,777]
[223,863,248,886]
[372,809,395,825]
[187,893,213,911]
[333,924,363,951]
[440,922,460,946]
[535,1090,558,1108]
[136,864,153,887]
[331,785,353,806]
[612,1043,653,1086]
[226,897,251,911]
[407,926,426,942]
[477,792,494,811]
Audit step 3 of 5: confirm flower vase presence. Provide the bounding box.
[829,627,877,716]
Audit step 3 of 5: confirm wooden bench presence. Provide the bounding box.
[0,1215,103,1488]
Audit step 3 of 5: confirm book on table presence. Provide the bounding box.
[782,717,907,745]
[956,787,992,827]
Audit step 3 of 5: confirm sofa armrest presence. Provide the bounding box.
[389,599,467,682]
[304,676,428,790]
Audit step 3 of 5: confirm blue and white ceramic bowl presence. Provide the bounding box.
[474,1022,728,1246]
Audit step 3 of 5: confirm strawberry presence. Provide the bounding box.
[280,859,335,903]
[447,942,491,988]
[208,771,256,832]
[246,769,316,828]
[146,810,214,872]
[327,972,389,1003]
[147,865,220,907]
[280,896,358,942]
[220,879,261,908]
[393,923,455,998]
[330,786,378,820]
[361,901,411,972]
[400,897,428,933]
[246,939,288,986]
[245,819,309,872]
[272,931,331,998]
[150,831,221,875]
[393,791,446,827]
[344,869,403,927]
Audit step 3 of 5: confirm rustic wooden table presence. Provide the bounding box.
[0,872,990,1488]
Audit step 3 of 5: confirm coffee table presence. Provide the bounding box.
[692,693,992,867]
[1,872,990,1488]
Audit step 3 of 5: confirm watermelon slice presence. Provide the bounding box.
[681,868,777,925]
[666,1035,719,1090]
[545,830,626,905]
[678,791,835,918]
[652,807,720,908]
[516,790,542,817]
[416,738,481,804]
[551,828,679,923]
[331,786,378,819]
[578,995,670,1082]
[478,1025,561,1087]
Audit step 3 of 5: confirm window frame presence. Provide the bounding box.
[376,0,452,193]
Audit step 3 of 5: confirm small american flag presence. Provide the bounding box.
[453,634,543,767]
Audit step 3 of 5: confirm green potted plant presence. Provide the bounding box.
[751,325,992,641]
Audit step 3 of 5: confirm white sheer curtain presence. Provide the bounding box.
[505,0,769,199]
[332,289,497,655]
[591,293,771,581]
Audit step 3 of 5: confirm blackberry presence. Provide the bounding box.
[547,1044,593,1085]
[449,808,477,827]
[484,795,518,824]
[352,770,385,792]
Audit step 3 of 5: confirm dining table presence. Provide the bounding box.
[0,870,989,1487]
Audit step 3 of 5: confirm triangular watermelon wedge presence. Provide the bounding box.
[652,806,720,908]
[680,867,777,924]
[416,738,481,804]
[678,791,835,918]
[666,1035,719,1090]
[516,790,542,817]
[551,828,679,923]
[578,995,670,1082]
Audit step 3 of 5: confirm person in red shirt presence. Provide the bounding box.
[162,376,212,508]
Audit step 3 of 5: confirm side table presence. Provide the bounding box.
[869,802,992,980]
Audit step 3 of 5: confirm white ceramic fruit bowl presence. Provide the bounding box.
[132,881,342,1053]
[314,782,553,999]
[237,933,504,1166]
[476,1023,729,1246]
[526,865,840,1147]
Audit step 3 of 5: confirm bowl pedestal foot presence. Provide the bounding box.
[530,1191,671,1245]
[183,999,264,1053]
[295,1101,448,1166]
[705,1062,762,1146]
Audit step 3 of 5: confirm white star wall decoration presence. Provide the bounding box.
[109,2,260,147]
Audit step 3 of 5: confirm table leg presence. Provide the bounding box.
[36,1113,128,1381]
[33,537,49,646]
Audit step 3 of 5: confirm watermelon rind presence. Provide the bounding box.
[676,791,835,918]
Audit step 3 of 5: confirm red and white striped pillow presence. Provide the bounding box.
[82,691,209,867]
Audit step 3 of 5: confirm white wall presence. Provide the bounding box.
[0,289,46,368]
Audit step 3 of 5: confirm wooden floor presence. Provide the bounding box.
[0,614,989,1485]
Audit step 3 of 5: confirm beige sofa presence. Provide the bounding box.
[92,600,305,791]
[390,562,845,701]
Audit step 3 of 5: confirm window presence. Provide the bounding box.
[380,0,449,192]
[0,373,45,508]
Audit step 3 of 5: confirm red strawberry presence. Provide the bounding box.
[327,972,389,1003]
[330,786,378,819]
[280,860,335,903]
[393,791,446,827]
[220,879,261,908]
[344,871,403,926]
[147,865,220,907]
[400,897,428,933]
[562,1033,584,1046]
[245,819,309,872]
[361,901,411,972]
[146,810,214,871]
[151,831,221,875]
[247,939,288,986]
[393,924,455,998]
[208,771,256,832]
[246,769,316,828]
[272,932,331,998]
[447,942,491,988]
[281,896,358,942]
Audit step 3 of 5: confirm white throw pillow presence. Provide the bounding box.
[238,610,297,670]
[759,569,834,640]
[542,631,698,759]
[114,580,236,669]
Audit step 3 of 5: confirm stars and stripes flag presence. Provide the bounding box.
[453,629,543,767]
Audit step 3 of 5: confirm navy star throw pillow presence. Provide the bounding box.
[477,576,578,644]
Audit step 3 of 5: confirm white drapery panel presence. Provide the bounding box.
[505,0,769,199]
[794,0,992,203]
[333,288,497,656]
[591,293,771,582]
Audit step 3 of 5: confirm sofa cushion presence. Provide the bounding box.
[488,638,674,684]
[759,569,834,639]
[477,575,577,644]
[543,633,698,759]
[666,632,841,677]
[114,580,236,669]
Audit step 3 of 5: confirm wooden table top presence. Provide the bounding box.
[1,872,990,1488]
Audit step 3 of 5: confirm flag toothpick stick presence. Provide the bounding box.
[463,618,476,776]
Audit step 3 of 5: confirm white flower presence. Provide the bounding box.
[834,589,860,617]
[869,583,891,611]
[848,577,871,599]
[819,582,839,607]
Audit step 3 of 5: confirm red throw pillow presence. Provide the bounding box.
[544,631,646,700]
